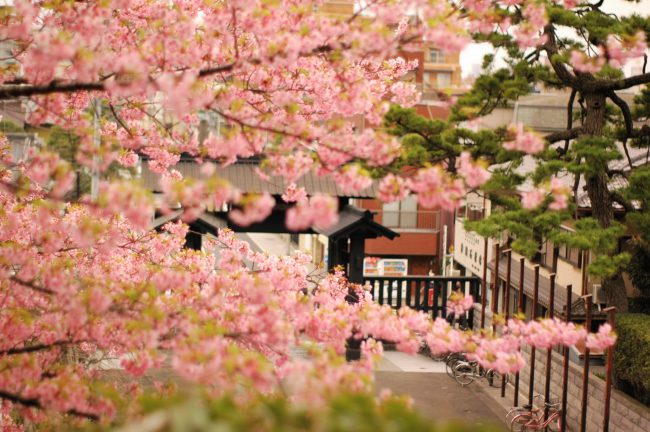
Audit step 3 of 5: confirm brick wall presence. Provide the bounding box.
[472,305,650,431]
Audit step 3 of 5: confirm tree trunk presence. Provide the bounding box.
[580,93,628,311]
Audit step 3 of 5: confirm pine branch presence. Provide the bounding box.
[545,127,583,144]
[542,25,580,89]
[607,91,635,169]
[610,191,635,212]
[599,73,650,92]
[563,88,578,154]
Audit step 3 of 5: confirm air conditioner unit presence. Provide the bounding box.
[592,284,606,305]
[451,270,461,277]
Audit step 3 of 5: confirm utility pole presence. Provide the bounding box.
[441,224,447,276]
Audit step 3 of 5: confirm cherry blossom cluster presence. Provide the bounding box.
[571,31,648,74]
[503,123,546,154]
[521,177,570,211]
[456,152,491,189]
[0,0,630,427]
[285,193,339,231]
[0,171,616,425]
[446,293,476,316]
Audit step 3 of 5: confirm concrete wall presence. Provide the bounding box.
[472,305,650,431]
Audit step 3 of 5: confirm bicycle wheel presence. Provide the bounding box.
[445,355,462,378]
[505,407,531,425]
[546,413,561,432]
[510,412,535,431]
[453,363,475,386]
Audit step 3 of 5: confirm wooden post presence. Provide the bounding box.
[580,294,593,432]
[560,284,572,432]
[528,264,540,405]
[514,257,525,408]
[348,232,365,284]
[491,243,501,333]
[544,273,556,421]
[481,237,488,328]
[580,251,590,296]
[501,249,512,398]
[603,306,616,432]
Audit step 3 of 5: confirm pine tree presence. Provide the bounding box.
[382,1,650,312]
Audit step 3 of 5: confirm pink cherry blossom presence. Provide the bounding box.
[377,174,410,203]
[570,50,606,74]
[585,323,617,351]
[286,194,338,231]
[281,183,308,203]
[503,123,545,154]
[522,188,544,209]
[456,151,491,188]
[332,165,373,194]
[0,1,624,426]
[229,193,275,227]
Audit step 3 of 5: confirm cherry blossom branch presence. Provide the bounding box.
[0,62,236,100]
[0,340,80,356]
[0,390,100,421]
[10,276,55,295]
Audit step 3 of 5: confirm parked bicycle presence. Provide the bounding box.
[509,396,562,431]
[452,360,509,387]
[506,394,543,425]
[444,352,466,378]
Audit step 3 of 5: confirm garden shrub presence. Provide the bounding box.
[614,313,650,406]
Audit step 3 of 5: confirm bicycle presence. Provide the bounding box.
[444,352,466,378]
[505,394,543,425]
[510,399,562,431]
[452,360,509,387]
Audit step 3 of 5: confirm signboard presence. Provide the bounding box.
[363,257,408,276]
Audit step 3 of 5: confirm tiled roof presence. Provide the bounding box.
[141,161,379,198]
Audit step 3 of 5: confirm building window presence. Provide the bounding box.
[423,72,431,89]
[558,243,582,268]
[436,72,452,88]
[429,49,443,63]
[539,239,555,269]
[403,70,417,83]
[382,195,417,228]
[466,203,484,221]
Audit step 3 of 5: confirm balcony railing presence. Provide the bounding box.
[374,211,440,232]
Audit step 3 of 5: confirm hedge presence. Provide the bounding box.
[614,313,650,406]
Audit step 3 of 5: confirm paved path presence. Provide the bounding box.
[375,353,507,429]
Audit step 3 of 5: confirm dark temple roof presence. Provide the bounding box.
[314,206,399,240]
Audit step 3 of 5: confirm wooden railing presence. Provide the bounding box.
[362,276,482,328]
